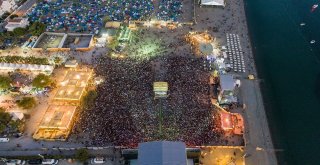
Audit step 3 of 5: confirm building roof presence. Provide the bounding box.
[201,0,225,6]
[220,74,235,91]
[39,105,77,130]
[54,69,92,101]
[138,141,187,165]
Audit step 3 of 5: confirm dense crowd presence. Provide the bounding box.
[73,55,222,147]
[27,0,184,33]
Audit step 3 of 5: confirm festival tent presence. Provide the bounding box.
[105,21,121,29]
[10,112,24,121]
[200,0,225,7]
[0,63,54,73]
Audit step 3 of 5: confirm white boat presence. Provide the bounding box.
[310,40,316,44]
[300,23,306,26]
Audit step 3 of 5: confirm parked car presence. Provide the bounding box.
[6,159,25,165]
[41,159,58,165]
[28,159,42,165]
[91,157,105,164]
[0,138,9,142]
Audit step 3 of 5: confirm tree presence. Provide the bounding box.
[0,75,12,90]
[32,74,52,88]
[9,14,18,19]
[29,22,46,36]
[75,148,89,162]
[103,16,111,24]
[53,57,62,65]
[13,27,26,36]
[9,119,24,132]
[16,97,36,109]
[0,107,11,133]
[1,12,11,20]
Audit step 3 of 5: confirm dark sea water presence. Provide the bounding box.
[244,0,320,164]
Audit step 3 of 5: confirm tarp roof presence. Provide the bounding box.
[138,141,187,165]
[201,0,225,6]
[220,74,235,91]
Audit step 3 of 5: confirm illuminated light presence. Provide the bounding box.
[75,74,81,79]
[60,81,67,86]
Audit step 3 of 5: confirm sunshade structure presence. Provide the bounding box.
[105,21,121,28]
[0,63,54,74]
[200,0,225,7]
[138,141,187,165]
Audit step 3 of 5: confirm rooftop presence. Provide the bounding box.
[54,69,92,101]
[138,141,187,165]
[33,32,93,50]
[39,105,77,129]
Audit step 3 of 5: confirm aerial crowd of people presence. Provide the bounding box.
[72,54,223,147]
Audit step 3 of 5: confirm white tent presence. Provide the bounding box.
[0,63,54,73]
[201,0,225,6]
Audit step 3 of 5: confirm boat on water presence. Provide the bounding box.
[300,23,306,26]
[310,40,316,44]
[311,4,319,12]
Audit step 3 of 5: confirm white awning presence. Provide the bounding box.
[0,63,54,73]
[201,0,225,6]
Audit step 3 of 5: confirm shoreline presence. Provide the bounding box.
[240,0,278,164]
[195,0,278,164]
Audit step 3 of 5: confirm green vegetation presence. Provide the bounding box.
[9,14,18,20]
[53,56,62,65]
[81,90,98,109]
[16,97,37,109]
[74,148,89,162]
[32,73,52,88]
[13,27,27,36]
[0,75,12,90]
[103,16,111,24]
[0,12,10,21]
[107,38,119,50]
[0,56,49,65]
[0,21,46,45]
[0,107,11,133]
[29,22,46,36]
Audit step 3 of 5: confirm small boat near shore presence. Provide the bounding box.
[310,40,316,44]
[300,23,306,26]
[311,4,319,12]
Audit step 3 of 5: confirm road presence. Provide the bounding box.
[13,0,37,16]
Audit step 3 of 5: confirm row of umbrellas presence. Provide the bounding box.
[226,33,246,73]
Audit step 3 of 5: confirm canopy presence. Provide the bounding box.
[138,141,187,165]
[0,63,54,73]
[201,0,225,6]
[105,21,121,28]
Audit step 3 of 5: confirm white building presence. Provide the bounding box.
[0,0,18,16]
[200,0,225,7]
[5,17,29,31]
